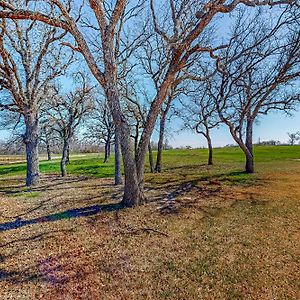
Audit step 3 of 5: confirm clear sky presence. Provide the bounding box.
[165,110,300,148]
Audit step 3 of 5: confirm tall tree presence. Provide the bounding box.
[0,12,70,185]
[1,0,295,205]
[212,9,300,173]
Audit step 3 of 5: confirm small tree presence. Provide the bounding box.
[287,132,300,145]
[85,98,114,163]
[178,82,220,165]
[45,75,94,177]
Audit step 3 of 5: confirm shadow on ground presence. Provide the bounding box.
[0,203,122,232]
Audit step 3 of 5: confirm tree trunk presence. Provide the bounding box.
[24,112,40,186]
[245,119,254,173]
[228,124,254,174]
[102,40,175,207]
[66,144,70,165]
[119,130,145,206]
[135,73,176,190]
[103,138,111,163]
[44,129,52,161]
[206,135,213,165]
[155,113,166,173]
[114,130,122,185]
[148,143,154,173]
[104,80,144,206]
[46,142,52,161]
[61,139,69,177]
[245,152,254,173]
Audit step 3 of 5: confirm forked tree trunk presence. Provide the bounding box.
[228,124,254,174]
[61,139,69,177]
[102,40,175,207]
[104,81,145,206]
[148,143,154,173]
[24,112,40,186]
[114,130,122,185]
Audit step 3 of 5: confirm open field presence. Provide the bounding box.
[0,146,300,299]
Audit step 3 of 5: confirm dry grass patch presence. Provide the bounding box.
[0,167,299,299]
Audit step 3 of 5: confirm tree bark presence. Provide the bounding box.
[66,144,70,165]
[105,89,145,207]
[46,142,52,161]
[228,124,254,174]
[155,113,166,173]
[148,143,154,173]
[114,130,122,185]
[24,112,40,186]
[101,38,145,207]
[61,139,69,177]
[103,137,111,163]
[155,96,172,173]
[245,119,254,173]
[206,134,213,165]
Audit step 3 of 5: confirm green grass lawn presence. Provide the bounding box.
[0,145,299,181]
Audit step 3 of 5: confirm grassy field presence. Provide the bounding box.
[1,145,300,180]
[0,145,300,299]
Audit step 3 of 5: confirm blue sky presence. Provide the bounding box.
[164,110,300,148]
[0,4,298,148]
[158,112,300,147]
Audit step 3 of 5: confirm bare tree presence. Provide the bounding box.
[45,75,94,176]
[85,98,114,163]
[287,132,300,145]
[0,8,71,185]
[212,9,300,173]
[178,82,220,165]
[85,95,123,184]
[1,0,296,205]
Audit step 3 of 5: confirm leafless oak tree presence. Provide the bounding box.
[45,75,94,176]
[212,9,300,173]
[0,10,71,185]
[178,82,220,165]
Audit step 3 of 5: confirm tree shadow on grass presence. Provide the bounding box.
[0,175,92,194]
[0,202,123,232]
[148,170,253,191]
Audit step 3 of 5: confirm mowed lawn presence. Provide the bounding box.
[0,146,300,299]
